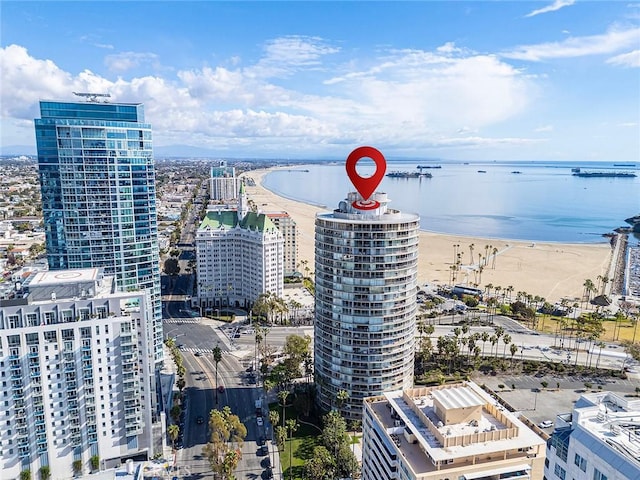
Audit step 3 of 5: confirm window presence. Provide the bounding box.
[574,453,587,472]
[554,464,566,480]
[593,469,607,480]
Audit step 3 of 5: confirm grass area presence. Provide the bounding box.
[269,401,323,480]
[537,314,638,343]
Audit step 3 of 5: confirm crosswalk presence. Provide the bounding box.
[164,318,201,324]
[179,347,214,354]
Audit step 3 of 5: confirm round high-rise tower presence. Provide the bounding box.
[314,191,419,420]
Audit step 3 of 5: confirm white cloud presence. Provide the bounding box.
[618,121,638,127]
[606,49,640,67]
[105,52,160,72]
[502,26,640,61]
[0,41,543,155]
[249,35,340,78]
[525,0,575,18]
[535,125,554,132]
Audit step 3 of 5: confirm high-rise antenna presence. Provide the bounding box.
[73,92,111,103]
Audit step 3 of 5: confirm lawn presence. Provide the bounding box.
[269,402,323,480]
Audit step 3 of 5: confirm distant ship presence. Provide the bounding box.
[571,167,581,173]
[511,171,522,174]
[613,163,635,167]
[573,171,636,178]
[416,165,442,169]
[386,171,432,178]
[477,170,487,173]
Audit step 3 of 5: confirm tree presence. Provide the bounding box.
[278,390,290,428]
[286,419,299,479]
[163,257,181,276]
[72,459,83,476]
[509,343,518,368]
[304,446,335,480]
[20,470,31,480]
[168,424,180,450]
[90,455,100,472]
[202,406,247,479]
[320,411,359,479]
[213,345,222,406]
[336,389,349,410]
[39,466,51,480]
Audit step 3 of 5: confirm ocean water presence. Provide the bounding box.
[261,160,640,243]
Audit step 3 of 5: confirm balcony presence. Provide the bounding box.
[36,435,47,445]
[19,447,30,458]
[35,416,45,426]
[30,369,41,378]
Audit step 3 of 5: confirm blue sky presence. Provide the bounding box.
[1,1,639,160]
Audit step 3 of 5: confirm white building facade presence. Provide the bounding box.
[210,161,239,202]
[314,191,419,419]
[362,382,546,480]
[195,190,284,310]
[266,212,297,277]
[544,391,640,480]
[0,269,155,478]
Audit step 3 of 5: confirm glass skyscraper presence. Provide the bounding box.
[34,100,163,366]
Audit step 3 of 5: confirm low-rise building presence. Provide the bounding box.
[545,391,640,480]
[362,381,546,480]
[0,268,156,478]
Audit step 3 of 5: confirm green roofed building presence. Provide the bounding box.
[195,186,284,310]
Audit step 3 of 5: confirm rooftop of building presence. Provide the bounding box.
[568,391,640,471]
[365,381,545,476]
[28,268,102,286]
[198,209,278,233]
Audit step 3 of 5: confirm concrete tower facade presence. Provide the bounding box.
[314,191,419,419]
[34,99,163,367]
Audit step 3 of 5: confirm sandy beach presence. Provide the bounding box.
[242,168,613,304]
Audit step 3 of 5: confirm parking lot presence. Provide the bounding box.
[476,371,640,429]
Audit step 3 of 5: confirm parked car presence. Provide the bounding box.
[538,420,553,429]
[196,416,204,424]
[257,416,264,427]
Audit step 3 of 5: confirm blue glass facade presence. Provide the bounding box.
[34,101,163,365]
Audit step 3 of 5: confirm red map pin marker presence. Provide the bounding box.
[345,146,386,210]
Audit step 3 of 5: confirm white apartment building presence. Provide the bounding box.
[195,188,284,310]
[210,161,239,202]
[266,211,297,276]
[544,391,640,480]
[0,268,155,479]
[362,382,546,480]
[314,191,419,420]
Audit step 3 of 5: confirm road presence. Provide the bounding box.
[163,290,273,479]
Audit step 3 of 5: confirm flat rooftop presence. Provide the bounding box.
[574,392,640,468]
[366,382,545,476]
[28,268,101,286]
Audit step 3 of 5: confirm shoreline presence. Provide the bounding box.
[242,167,614,304]
[260,167,614,245]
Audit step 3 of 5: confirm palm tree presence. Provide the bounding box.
[582,279,595,308]
[168,424,180,450]
[469,243,475,263]
[213,345,222,406]
[502,334,512,358]
[336,389,350,411]
[278,390,289,428]
[509,343,518,368]
[481,332,489,357]
[506,286,514,303]
[485,283,493,298]
[491,247,499,269]
[285,419,299,479]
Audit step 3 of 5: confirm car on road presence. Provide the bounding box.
[257,416,263,426]
[538,420,553,429]
[195,352,202,356]
[196,416,204,424]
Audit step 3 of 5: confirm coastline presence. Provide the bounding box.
[242,168,613,304]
